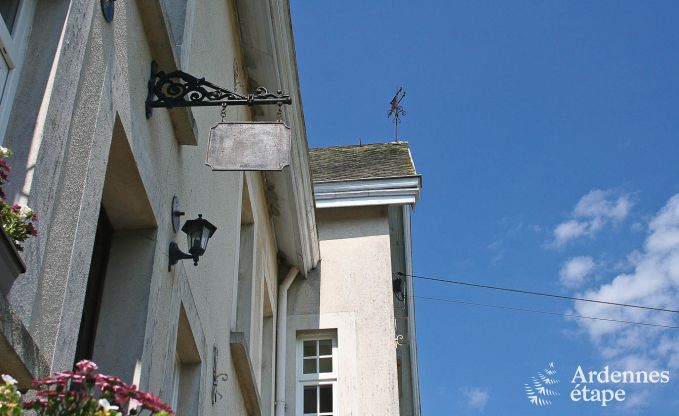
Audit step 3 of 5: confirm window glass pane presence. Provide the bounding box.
[0,0,20,34]
[319,357,332,373]
[303,386,317,413]
[319,385,333,412]
[164,0,188,46]
[303,340,316,357]
[303,358,317,374]
[318,339,332,356]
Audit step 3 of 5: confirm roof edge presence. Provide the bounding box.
[314,176,421,209]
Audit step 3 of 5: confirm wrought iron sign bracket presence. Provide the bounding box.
[212,345,229,405]
[145,61,292,119]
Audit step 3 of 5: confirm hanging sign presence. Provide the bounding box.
[206,122,291,171]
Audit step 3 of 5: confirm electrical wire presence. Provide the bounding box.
[398,272,679,314]
[415,295,679,330]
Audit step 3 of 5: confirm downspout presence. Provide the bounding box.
[275,266,299,416]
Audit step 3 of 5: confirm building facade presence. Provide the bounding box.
[0,1,421,415]
[291,143,422,416]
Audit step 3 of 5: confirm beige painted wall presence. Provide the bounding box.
[4,1,281,414]
[286,206,401,415]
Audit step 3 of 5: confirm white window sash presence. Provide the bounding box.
[299,380,337,416]
[297,337,338,381]
[296,334,338,416]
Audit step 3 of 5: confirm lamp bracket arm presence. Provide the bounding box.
[168,241,193,270]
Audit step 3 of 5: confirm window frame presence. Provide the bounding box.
[0,0,36,144]
[296,332,338,416]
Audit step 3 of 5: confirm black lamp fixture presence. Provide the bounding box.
[100,0,115,22]
[169,213,217,270]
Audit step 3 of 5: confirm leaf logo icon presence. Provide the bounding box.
[525,362,560,406]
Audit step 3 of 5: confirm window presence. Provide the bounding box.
[164,0,188,47]
[0,2,21,33]
[172,305,201,415]
[297,334,337,416]
[74,207,113,363]
[235,177,254,339]
[0,0,35,143]
[161,0,195,66]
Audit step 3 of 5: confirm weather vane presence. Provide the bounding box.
[387,87,406,141]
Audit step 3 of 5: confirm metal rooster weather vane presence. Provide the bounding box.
[387,87,406,141]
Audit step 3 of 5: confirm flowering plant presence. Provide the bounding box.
[0,146,37,251]
[0,361,173,416]
[0,375,21,416]
[0,147,12,200]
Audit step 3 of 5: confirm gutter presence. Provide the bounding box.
[313,176,422,209]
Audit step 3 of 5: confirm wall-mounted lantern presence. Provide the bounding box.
[100,0,115,22]
[169,214,217,270]
[392,274,405,301]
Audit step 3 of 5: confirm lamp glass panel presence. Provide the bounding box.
[185,232,192,251]
[200,225,211,250]
[186,231,196,250]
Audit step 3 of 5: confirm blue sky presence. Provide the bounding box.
[290,2,679,414]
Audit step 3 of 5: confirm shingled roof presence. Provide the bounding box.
[308,142,417,182]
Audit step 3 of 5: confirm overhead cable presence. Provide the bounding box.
[415,295,679,330]
[398,272,679,314]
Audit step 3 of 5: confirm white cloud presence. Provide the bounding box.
[573,193,679,374]
[551,189,633,247]
[554,221,589,247]
[559,256,595,288]
[460,386,490,411]
[573,189,632,222]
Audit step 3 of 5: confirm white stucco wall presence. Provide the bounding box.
[286,206,401,415]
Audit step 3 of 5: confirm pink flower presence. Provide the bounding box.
[75,359,98,374]
[27,360,174,415]
[111,383,131,404]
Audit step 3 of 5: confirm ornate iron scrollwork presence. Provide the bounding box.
[146,61,292,118]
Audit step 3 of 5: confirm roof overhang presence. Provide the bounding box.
[314,176,422,209]
[235,0,320,275]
